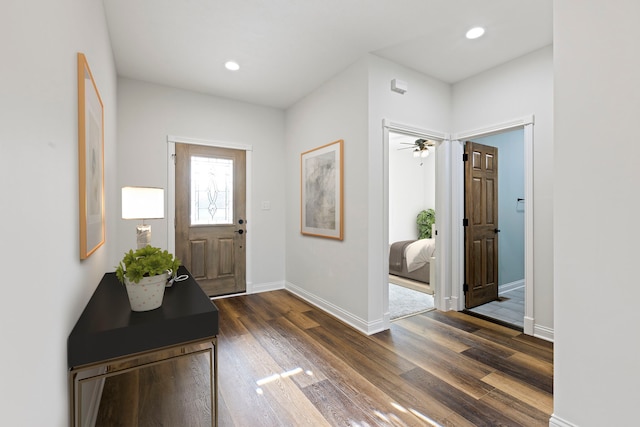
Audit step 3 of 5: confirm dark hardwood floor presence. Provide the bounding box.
[96,290,553,426]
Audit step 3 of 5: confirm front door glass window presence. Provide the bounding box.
[190,156,233,225]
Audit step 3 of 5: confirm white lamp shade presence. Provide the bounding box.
[122,187,165,219]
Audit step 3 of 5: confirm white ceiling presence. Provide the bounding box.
[102,0,552,109]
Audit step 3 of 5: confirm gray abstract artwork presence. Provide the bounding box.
[305,151,336,229]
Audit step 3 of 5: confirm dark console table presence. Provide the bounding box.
[67,266,219,426]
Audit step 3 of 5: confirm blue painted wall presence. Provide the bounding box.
[472,129,524,288]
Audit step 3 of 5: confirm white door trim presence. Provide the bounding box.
[166,135,254,286]
[451,115,535,335]
[383,119,449,141]
[451,140,465,311]
[382,119,450,315]
[454,115,534,140]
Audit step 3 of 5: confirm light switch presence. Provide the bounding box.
[261,201,271,210]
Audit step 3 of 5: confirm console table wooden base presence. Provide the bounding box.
[69,337,217,427]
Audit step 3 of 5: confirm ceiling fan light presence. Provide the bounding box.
[421,149,429,158]
[413,150,420,158]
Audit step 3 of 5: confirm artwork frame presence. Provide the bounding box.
[301,139,344,240]
[78,53,105,259]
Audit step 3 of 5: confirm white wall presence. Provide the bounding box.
[389,134,436,243]
[553,1,640,425]
[285,58,371,326]
[116,78,286,287]
[0,0,117,425]
[452,46,554,336]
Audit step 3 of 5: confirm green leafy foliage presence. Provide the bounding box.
[416,209,436,239]
[115,245,181,284]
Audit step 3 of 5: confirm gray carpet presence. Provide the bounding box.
[389,283,435,320]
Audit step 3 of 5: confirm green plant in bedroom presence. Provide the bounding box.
[417,209,435,239]
[116,245,181,284]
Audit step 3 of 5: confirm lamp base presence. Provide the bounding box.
[136,224,152,249]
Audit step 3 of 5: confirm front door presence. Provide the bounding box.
[175,143,246,297]
[464,141,499,308]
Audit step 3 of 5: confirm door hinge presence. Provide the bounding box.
[463,283,469,293]
[462,218,469,227]
[171,153,176,165]
[462,153,469,162]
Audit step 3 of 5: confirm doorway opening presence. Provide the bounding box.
[383,120,448,323]
[388,130,436,320]
[463,129,525,329]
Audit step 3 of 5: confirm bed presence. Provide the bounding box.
[389,238,436,284]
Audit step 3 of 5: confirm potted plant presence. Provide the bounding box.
[417,208,436,239]
[116,245,181,312]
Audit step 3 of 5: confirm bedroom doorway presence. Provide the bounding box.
[386,127,440,320]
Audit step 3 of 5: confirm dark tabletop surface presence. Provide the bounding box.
[68,266,219,369]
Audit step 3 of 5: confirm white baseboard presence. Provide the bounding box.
[549,414,578,427]
[499,279,524,294]
[247,280,285,294]
[524,315,554,342]
[524,316,535,336]
[210,280,285,300]
[445,295,459,311]
[285,281,384,335]
[534,323,554,342]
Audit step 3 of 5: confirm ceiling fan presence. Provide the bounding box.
[398,138,435,158]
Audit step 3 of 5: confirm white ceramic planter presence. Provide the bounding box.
[124,272,169,312]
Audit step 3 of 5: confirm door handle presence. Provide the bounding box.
[235,229,245,235]
[494,228,501,233]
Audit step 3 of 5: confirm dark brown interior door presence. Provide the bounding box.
[175,143,246,297]
[464,141,499,308]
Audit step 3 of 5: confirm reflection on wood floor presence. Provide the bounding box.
[97,289,553,426]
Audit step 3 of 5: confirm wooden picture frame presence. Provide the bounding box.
[78,53,105,259]
[301,139,344,240]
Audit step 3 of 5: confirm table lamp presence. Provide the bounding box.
[122,186,164,249]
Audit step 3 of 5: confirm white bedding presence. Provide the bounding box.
[405,238,436,272]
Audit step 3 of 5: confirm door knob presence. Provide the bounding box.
[235,229,244,235]
[238,219,244,224]
[494,228,501,233]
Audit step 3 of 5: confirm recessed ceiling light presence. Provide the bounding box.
[225,61,240,71]
[466,27,485,40]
